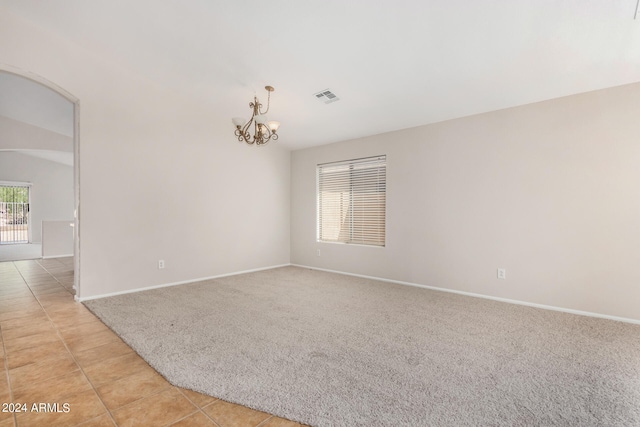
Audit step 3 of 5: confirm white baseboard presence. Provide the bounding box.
[42,253,73,259]
[291,264,640,325]
[77,263,291,302]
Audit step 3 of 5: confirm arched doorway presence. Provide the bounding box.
[0,65,81,298]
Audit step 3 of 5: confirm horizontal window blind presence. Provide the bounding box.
[317,155,386,246]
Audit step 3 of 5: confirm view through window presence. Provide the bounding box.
[0,184,30,244]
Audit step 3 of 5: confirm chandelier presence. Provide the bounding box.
[232,85,280,146]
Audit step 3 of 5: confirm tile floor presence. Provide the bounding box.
[0,258,305,427]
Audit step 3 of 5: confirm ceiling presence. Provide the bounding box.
[0,72,74,166]
[2,0,639,150]
[0,72,74,137]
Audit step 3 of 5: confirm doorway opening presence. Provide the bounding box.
[0,65,80,298]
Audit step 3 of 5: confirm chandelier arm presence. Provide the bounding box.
[235,125,249,142]
[259,132,275,145]
[257,124,269,144]
[241,116,254,137]
[259,123,274,142]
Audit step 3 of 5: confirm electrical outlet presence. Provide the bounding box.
[158,260,165,269]
[497,268,506,279]
[317,249,321,257]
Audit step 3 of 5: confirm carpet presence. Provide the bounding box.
[84,266,640,426]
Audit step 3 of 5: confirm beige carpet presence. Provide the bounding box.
[84,266,640,427]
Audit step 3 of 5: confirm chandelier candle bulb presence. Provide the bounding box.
[232,85,280,146]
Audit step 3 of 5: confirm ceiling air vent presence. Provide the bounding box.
[314,89,340,104]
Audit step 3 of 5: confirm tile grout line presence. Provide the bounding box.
[4,260,27,427]
[103,386,178,425]
[174,388,222,427]
[2,324,18,427]
[255,415,275,427]
[34,259,74,296]
[14,260,119,427]
[161,408,206,427]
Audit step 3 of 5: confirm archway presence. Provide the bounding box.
[0,64,81,298]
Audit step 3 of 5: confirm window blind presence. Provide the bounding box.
[317,155,386,247]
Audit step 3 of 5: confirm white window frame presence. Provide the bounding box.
[317,155,386,247]
[0,181,32,244]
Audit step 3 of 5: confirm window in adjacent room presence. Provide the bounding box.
[317,155,386,247]
[0,183,30,244]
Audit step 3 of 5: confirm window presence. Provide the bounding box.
[0,183,30,244]
[317,155,386,247]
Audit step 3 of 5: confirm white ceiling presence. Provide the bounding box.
[0,72,74,137]
[0,71,74,166]
[2,0,640,150]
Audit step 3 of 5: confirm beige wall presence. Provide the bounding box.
[42,220,74,258]
[291,82,640,321]
[1,10,291,298]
